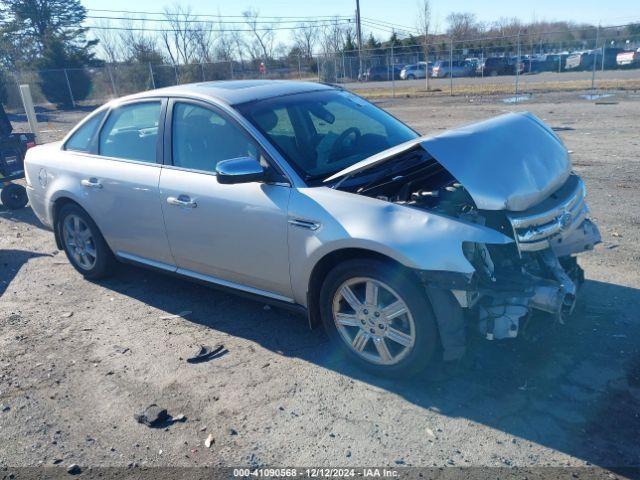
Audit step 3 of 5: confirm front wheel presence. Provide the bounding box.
[319,259,438,377]
[57,203,116,279]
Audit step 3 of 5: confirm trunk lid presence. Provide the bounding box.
[326,112,570,211]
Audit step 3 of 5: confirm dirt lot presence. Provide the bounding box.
[1,91,639,472]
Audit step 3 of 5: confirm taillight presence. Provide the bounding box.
[26,141,36,149]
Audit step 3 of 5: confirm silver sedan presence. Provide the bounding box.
[25,80,600,376]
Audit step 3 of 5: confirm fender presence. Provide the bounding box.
[288,187,513,306]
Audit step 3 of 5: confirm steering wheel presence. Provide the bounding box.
[328,127,361,163]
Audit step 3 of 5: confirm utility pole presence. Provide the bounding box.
[355,0,363,80]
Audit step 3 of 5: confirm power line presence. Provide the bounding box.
[84,20,354,33]
[86,14,353,25]
[86,8,352,21]
[362,17,418,34]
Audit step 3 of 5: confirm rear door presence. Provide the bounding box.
[63,99,174,267]
[158,99,292,300]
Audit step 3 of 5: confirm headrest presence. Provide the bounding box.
[253,109,278,132]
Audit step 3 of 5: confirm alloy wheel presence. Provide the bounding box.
[332,277,416,365]
[62,214,97,270]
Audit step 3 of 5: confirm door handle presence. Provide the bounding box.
[167,195,197,208]
[80,178,102,189]
[288,218,320,230]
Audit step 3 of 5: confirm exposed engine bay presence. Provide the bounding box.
[335,145,601,341]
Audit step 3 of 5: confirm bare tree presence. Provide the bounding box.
[93,20,122,63]
[446,12,482,43]
[214,15,235,62]
[319,17,347,54]
[160,5,199,65]
[118,18,162,63]
[231,30,248,67]
[416,0,431,90]
[242,8,275,62]
[291,22,320,59]
[192,21,215,63]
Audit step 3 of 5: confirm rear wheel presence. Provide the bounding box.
[1,183,28,209]
[57,204,115,279]
[320,259,438,377]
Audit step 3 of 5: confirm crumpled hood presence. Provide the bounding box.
[421,112,570,211]
[326,112,571,212]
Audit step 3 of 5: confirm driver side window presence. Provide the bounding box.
[171,102,259,173]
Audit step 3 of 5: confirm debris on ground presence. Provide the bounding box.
[66,464,81,475]
[204,434,214,448]
[60,312,73,318]
[134,404,186,428]
[186,344,226,364]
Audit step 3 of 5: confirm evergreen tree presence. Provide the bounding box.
[1,0,97,107]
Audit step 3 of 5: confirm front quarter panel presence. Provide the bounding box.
[288,187,513,306]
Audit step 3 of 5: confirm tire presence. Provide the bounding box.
[489,70,498,77]
[319,258,438,377]
[56,203,116,279]
[1,183,28,209]
[407,74,415,80]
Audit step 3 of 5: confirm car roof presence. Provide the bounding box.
[119,80,335,106]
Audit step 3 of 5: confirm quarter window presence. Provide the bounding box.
[65,110,106,152]
[99,102,161,163]
[171,102,259,173]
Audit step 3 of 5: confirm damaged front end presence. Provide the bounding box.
[327,111,601,344]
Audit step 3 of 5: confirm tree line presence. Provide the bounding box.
[1,0,639,107]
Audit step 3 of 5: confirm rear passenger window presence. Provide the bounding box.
[99,102,161,163]
[65,111,106,152]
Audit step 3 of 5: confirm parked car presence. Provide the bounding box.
[538,53,569,72]
[25,80,600,376]
[362,65,402,81]
[616,48,640,68]
[431,60,475,78]
[476,57,517,76]
[399,62,432,79]
[565,48,622,71]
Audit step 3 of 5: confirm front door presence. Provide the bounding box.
[159,100,292,300]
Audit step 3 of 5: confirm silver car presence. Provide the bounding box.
[25,80,600,376]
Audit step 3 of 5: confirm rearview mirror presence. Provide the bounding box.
[216,157,266,185]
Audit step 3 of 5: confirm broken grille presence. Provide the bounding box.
[507,175,588,252]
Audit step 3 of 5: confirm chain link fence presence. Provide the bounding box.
[2,24,639,114]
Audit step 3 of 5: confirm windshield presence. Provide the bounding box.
[236,90,418,182]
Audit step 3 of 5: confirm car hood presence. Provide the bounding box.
[325,112,571,211]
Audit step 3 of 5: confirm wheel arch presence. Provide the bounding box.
[306,248,420,330]
[51,197,109,253]
[305,247,468,362]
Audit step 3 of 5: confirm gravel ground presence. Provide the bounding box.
[1,91,639,471]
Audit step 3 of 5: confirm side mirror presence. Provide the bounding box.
[215,157,266,185]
